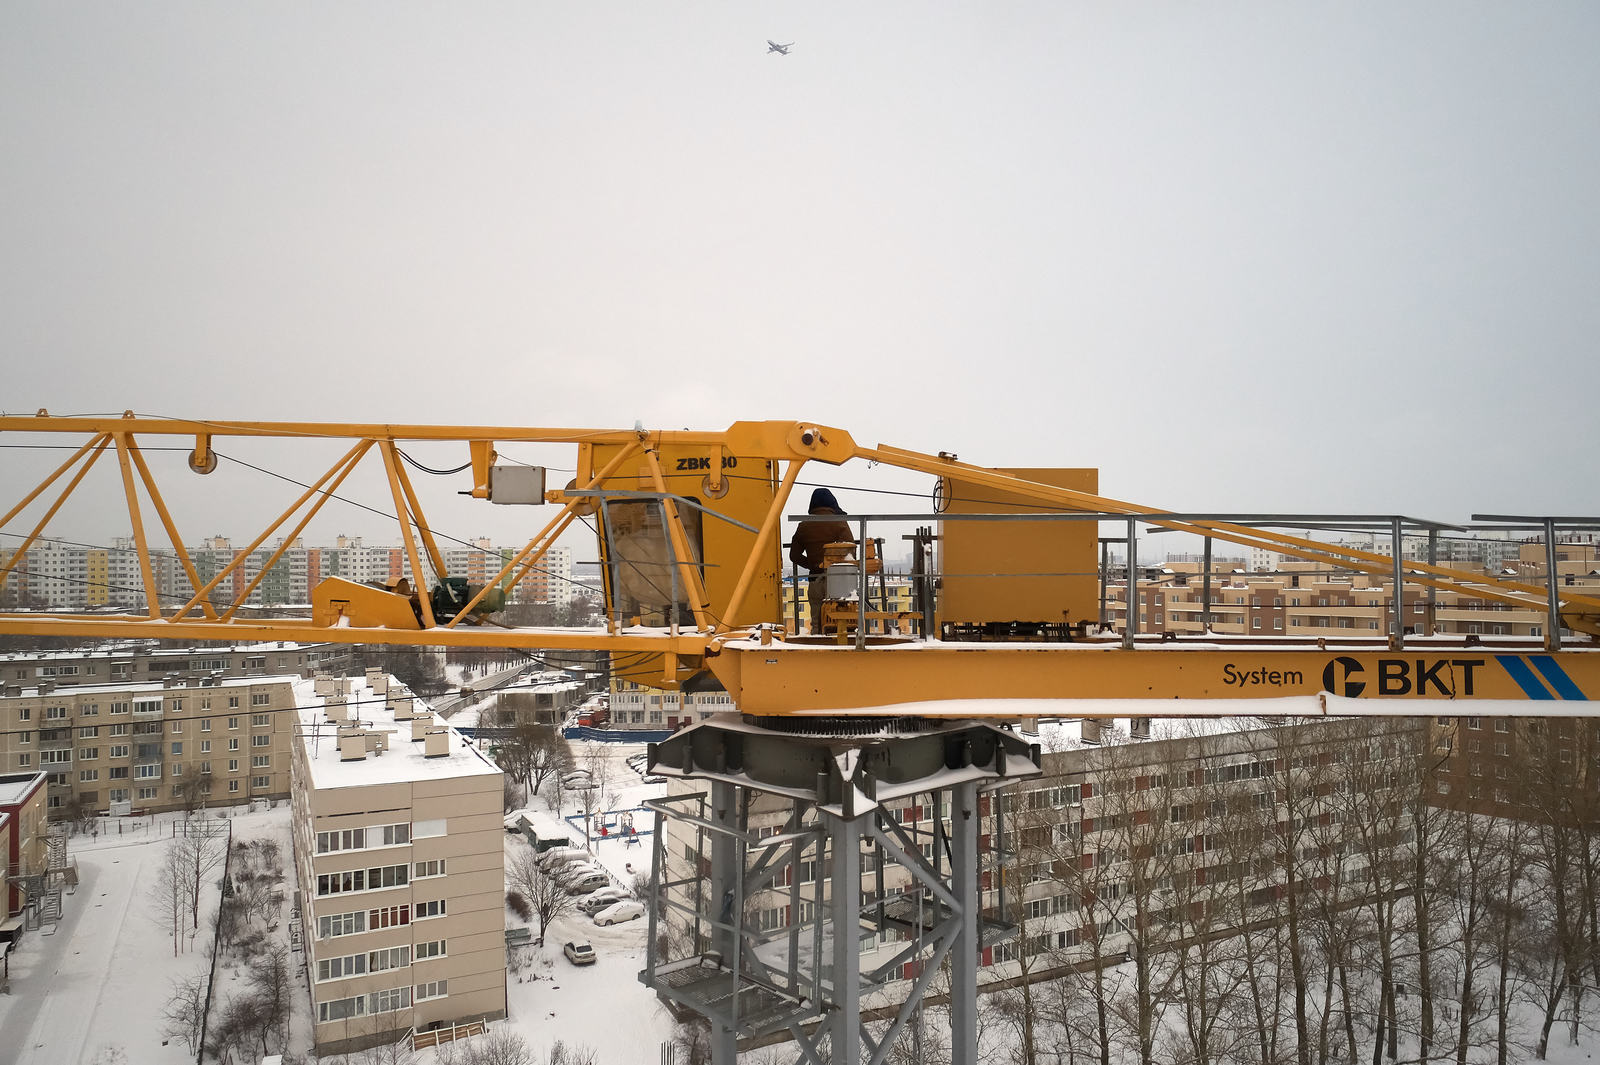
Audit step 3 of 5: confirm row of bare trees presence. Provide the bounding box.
[987,715,1600,1065]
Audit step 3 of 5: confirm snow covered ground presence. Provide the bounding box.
[0,804,290,1065]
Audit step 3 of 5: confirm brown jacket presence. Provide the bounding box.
[789,510,853,573]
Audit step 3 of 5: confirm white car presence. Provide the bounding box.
[593,900,645,926]
[576,888,630,915]
[538,847,591,871]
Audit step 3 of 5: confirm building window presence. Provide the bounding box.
[227,697,239,709]
[228,780,239,793]
[227,717,239,730]
[368,905,411,929]
[201,719,211,732]
[252,713,270,727]
[228,759,239,772]
[251,693,270,706]
[252,734,270,747]
[200,740,211,754]
[228,739,239,751]
[414,859,445,879]
[318,910,367,938]
[414,939,446,959]
[251,775,270,789]
[369,986,412,1014]
[317,996,367,1023]
[415,980,448,1001]
[252,754,270,768]
[171,742,183,756]
[78,725,98,738]
[415,899,446,919]
[317,953,368,982]
[368,946,411,972]
[79,769,98,782]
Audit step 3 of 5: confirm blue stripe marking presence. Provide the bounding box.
[1529,655,1588,700]
[1498,656,1555,700]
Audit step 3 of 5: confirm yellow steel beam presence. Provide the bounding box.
[111,433,162,617]
[0,434,110,591]
[125,439,219,621]
[710,641,1600,715]
[172,440,373,620]
[379,441,437,628]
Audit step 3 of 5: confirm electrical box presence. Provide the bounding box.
[488,465,546,505]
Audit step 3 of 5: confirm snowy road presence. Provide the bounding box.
[0,832,212,1065]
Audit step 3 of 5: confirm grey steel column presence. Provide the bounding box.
[1545,519,1561,651]
[1201,536,1213,633]
[1124,519,1137,650]
[1427,529,1438,636]
[950,782,980,1065]
[1391,517,1404,651]
[829,811,862,1063]
[710,780,739,1065]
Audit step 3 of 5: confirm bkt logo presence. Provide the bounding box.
[1321,656,1484,698]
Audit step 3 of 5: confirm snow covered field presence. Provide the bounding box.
[0,805,286,1065]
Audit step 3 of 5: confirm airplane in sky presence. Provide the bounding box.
[767,40,793,55]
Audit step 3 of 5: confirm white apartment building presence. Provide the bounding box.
[291,673,506,1055]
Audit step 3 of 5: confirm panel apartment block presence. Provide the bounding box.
[291,674,506,1056]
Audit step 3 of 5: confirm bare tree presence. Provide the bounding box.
[250,941,292,1049]
[160,971,208,1055]
[496,720,573,797]
[176,819,227,930]
[152,840,189,956]
[506,846,574,944]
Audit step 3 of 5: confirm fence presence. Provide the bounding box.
[193,817,235,1064]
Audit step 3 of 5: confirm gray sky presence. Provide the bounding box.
[2,3,1597,554]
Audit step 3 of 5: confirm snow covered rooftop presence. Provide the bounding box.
[10,674,303,698]
[292,676,500,790]
[0,772,45,806]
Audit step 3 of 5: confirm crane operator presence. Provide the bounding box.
[789,488,854,633]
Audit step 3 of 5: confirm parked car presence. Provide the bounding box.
[593,900,645,926]
[563,940,596,966]
[538,847,591,871]
[561,771,595,790]
[576,887,630,915]
[565,871,611,895]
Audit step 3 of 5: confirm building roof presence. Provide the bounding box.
[9,674,303,698]
[292,677,500,790]
[0,640,332,663]
[0,772,46,808]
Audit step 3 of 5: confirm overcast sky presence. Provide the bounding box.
[2,3,1597,555]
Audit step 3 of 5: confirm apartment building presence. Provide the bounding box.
[0,672,298,816]
[655,714,1425,1001]
[607,679,734,731]
[5,534,563,612]
[0,771,47,934]
[1106,540,1600,642]
[291,672,506,1055]
[0,641,350,690]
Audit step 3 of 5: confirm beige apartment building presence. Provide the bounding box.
[291,671,506,1055]
[0,672,297,817]
[1108,542,1600,641]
